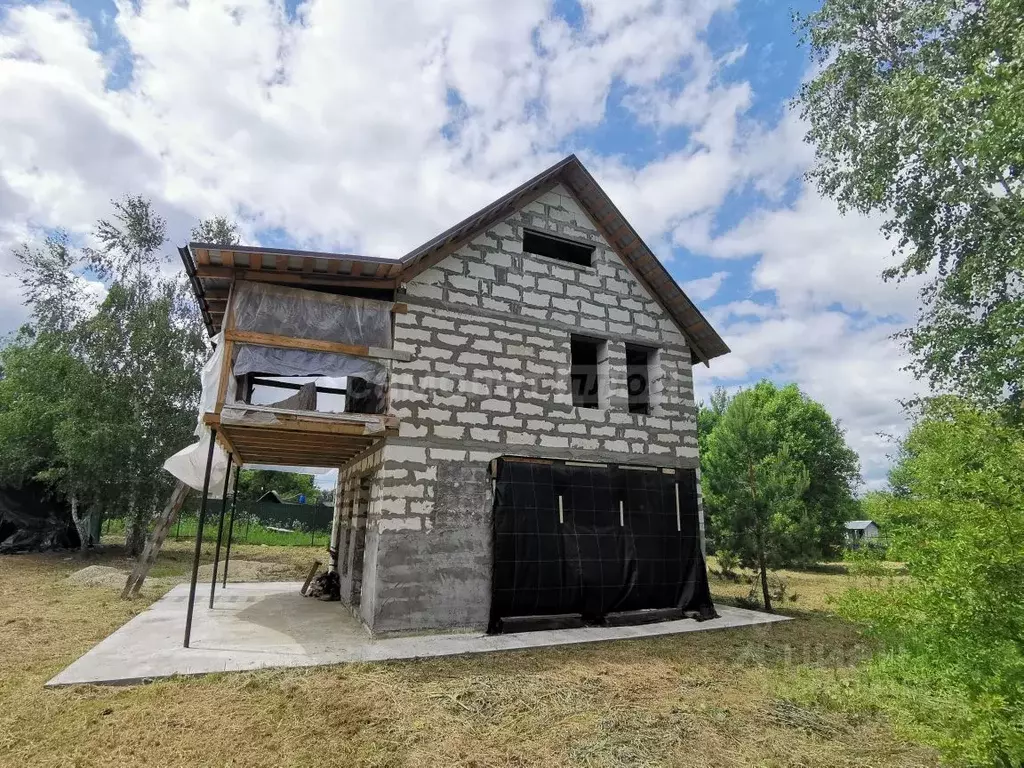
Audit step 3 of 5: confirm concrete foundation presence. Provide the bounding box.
[47,582,788,687]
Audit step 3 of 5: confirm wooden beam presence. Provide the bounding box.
[213,428,243,465]
[231,417,396,437]
[224,329,413,362]
[204,412,397,437]
[195,265,397,290]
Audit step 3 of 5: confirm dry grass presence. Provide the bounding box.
[0,544,936,768]
[704,558,901,615]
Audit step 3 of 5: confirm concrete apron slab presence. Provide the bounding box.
[47,582,789,687]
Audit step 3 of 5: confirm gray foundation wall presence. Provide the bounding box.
[337,182,706,635]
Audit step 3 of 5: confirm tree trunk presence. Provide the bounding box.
[70,493,88,552]
[759,557,772,613]
[122,481,190,599]
[125,502,146,558]
[88,508,103,548]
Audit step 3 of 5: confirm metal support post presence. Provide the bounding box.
[222,467,241,587]
[209,456,234,608]
[184,431,217,648]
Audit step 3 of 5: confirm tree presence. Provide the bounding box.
[796,1,1024,413]
[2,201,239,557]
[10,231,87,334]
[191,217,240,246]
[702,392,810,611]
[696,386,730,457]
[839,398,1024,765]
[0,330,114,549]
[702,381,860,567]
[71,197,210,554]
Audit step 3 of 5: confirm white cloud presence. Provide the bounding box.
[683,270,729,301]
[0,0,930,490]
[692,119,927,488]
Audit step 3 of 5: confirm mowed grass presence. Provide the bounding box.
[0,543,936,768]
[103,515,333,547]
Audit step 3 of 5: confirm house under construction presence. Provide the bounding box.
[174,154,730,639]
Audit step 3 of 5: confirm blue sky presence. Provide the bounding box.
[0,0,923,488]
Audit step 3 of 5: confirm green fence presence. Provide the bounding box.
[103,499,334,547]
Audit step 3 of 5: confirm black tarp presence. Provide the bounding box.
[490,458,715,632]
[0,482,79,554]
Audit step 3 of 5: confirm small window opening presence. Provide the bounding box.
[523,230,594,268]
[626,344,653,415]
[570,337,601,409]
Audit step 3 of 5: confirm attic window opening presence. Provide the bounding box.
[570,336,602,409]
[523,230,594,268]
[626,344,654,415]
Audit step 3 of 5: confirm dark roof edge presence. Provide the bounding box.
[395,154,729,362]
[179,246,216,338]
[397,155,578,264]
[568,160,730,361]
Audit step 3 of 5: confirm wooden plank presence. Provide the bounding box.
[214,429,243,463]
[228,429,375,447]
[224,329,413,362]
[228,444,364,463]
[223,250,235,268]
[194,265,397,290]
[351,261,364,277]
[196,248,211,265]
[226,417,391,437]
[214,282,237,411]
[230,442,365,460]
[231,443,366,460]
[275,255,288,271]
[227,427,374,446]
[392,303,408,314]
[223,403,395,425]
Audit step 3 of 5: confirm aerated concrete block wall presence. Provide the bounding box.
[340,183,703,634]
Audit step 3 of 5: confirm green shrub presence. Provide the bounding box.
[839,399,1024,766]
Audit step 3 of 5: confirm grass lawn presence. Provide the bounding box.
[0,542,936,767]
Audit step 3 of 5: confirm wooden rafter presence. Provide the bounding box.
[224,329,413,362]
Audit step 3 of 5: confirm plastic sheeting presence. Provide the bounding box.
[0,482,79,553]
[230,281,392,385]
[489,459,716,633]
[162,332,231,496]
[233,344,387,384]
[231,281,392,346]
[163,283,395,491]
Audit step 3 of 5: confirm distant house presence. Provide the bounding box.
[256,490,284,504]
[845,520,880,546]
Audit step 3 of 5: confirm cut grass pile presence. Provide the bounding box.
[0,542,937,767]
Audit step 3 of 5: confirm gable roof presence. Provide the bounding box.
[181,155,729,362]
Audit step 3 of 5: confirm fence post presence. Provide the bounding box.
[310,504,317,547]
